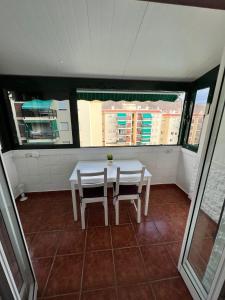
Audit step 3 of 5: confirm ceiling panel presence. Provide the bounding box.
[0,0,225,80]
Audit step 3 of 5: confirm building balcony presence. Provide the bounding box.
[21,99,57,119]
[25,130,59,142]
[117,123,132,129]
[22,109,57,118]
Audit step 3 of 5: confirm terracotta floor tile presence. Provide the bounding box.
[16,186,196,299]
[64,212,83,230]
[88,208,107,227]
[129,206,153,223]
[21,214,43,233]
[110,208,131,225]
[25,234,35,250]
[30,231,60,258]
[32,257,53,297]
[166,242,182,266]
[111,224,137,248]
[42,294,79,300]
[57,229,86,255]
[141,245,178,280]
[117,284,154,300]
[154,219,180,242]
[114,247,146,285]
[82,288,116,300]
[40,213,67,231]
[152,277,192,300]
[135,222,162,245]
[45,254,83,296]
[83,250,115,290]
[86,227,111,251]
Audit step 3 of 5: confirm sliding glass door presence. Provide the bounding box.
[0,152,37,299]
[179,50,225,300]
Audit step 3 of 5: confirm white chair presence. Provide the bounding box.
[77,168,108,229]
[113,167,145,225]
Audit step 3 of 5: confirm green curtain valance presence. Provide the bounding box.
[77,91,179,102]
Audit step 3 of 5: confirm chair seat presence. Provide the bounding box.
[83,186,104,198]
[113,183,139,196]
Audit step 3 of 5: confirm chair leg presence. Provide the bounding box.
[115,200,119,225]
[137,197,141,223]
[81,202,86,230]
[104,199,108,226]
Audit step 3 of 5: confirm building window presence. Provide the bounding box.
[77,90,185,147]
[60,122,69,131]
[187,87,210,149]
[8,91,73,145]
[58,101,68,110]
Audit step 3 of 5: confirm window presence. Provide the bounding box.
[8,91,73,145]
[58,101,68,110]
[77,90,185,147]
[60,122,69,131]
[187,87,210,149]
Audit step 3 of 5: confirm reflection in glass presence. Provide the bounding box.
[0,211,23,291]
[188,108,225,292]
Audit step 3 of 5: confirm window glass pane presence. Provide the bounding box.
[0,211,23,291]
[187,87,210,146]
[8,92,73,145]
[78,92,185,147]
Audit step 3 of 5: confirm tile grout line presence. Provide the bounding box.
[78,206,88,300]
[41,232,62,297]
[109,219,119,300]
[129,201,157,300]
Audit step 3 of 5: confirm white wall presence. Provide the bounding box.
[176,148,197,195]
[5,146,180,193]
[2,151,19,198]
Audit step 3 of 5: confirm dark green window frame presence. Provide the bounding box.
[0,70,218,152]
[181,66,219,152]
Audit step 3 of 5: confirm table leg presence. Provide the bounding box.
[71,181,78,221]
[144,178,151,216]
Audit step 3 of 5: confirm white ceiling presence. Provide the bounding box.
[0,0,225,81]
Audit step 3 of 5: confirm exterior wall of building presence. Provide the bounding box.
[160,114,181,144]
[188,114,204,145]
[10,99,72,145]
[78,100,103,147]
[90,101,103,146]
[55,100,73,144]
[104,113,118,146]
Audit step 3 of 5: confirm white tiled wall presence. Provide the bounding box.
[3,146,181,193]
[2,151,19,198]
[176,148,197,195]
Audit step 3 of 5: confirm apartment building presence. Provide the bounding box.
[9,96,73,145]
[188,113,205,145]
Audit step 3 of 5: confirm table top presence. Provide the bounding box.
[69,159,152,183]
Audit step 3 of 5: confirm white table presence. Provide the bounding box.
[69,160,152,221]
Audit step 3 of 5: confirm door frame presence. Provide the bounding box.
[0,149,37,299]
[178,47,225,299]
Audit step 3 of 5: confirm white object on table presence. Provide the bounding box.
[69,160,152,221]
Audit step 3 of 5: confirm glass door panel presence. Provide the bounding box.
[0,152,37,299]
[0,210,23,291]
[187,103,225,291]
[179,52,225,300]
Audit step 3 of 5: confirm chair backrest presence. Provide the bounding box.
[115,167,145,196]
[77,168,107,198]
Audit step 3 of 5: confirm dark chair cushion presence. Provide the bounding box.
[83,186,104,198]
[113,183,139,196]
